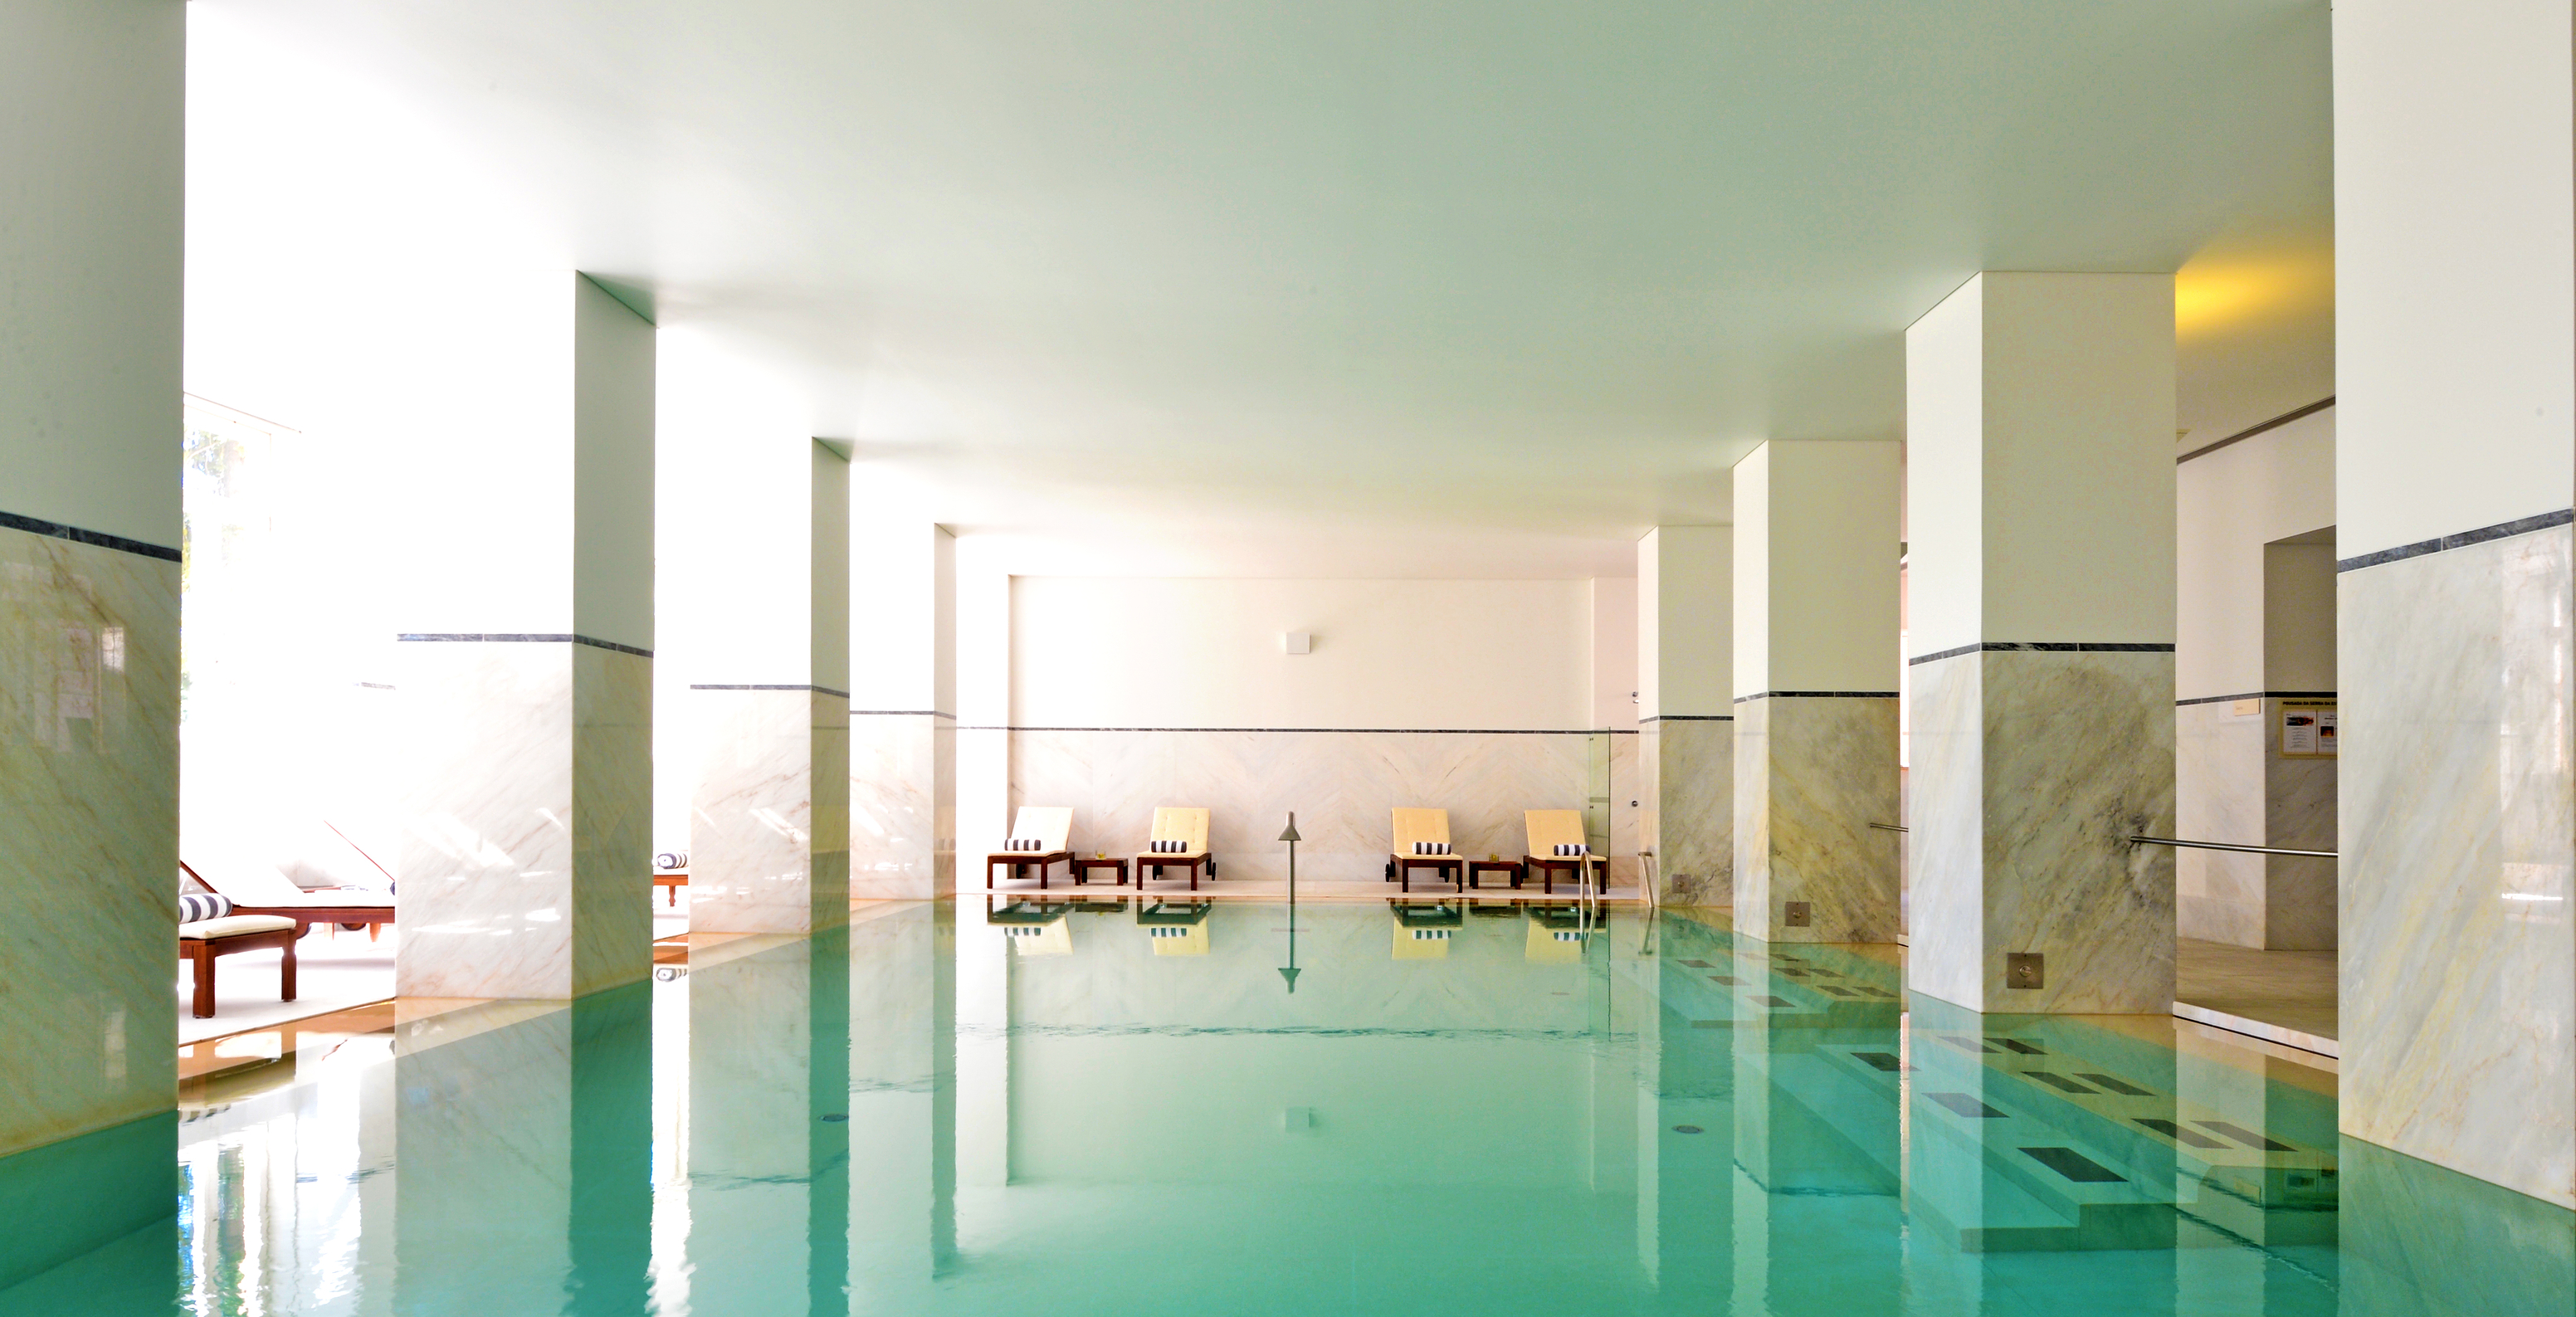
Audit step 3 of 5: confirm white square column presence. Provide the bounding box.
[393,274,656,1002]
[1730,440,1903,943]
[1637,527,1734,905]
[2334,0,2576,1211]
[1903,271,2178,1014]
[0,0,183,1273]
[666,348,853,934]
[849,522,956,900]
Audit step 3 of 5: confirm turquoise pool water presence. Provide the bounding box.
[2,898,2569,1315]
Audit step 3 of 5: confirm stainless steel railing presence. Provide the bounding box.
[2128,835,2336,859]
[1867,822,2334,860]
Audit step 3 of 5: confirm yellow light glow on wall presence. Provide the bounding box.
[2174,251,2332,339]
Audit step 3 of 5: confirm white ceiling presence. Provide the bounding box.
[192,1,2333,577]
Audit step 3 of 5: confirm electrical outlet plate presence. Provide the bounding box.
[2006,952,2044,990]
[1783,901,1812,928]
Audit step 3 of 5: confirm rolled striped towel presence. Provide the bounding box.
[1554,843,1589,856]
[1412,841,1451,856]
[179,893,232,922]
[1004,837,1043,852]
[1149,839,1189,854]
[655,851,689,871]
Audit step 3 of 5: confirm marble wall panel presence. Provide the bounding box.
[0,528,178,1158]
[570,646,653,996]
[2175,699,2266,946]
[2262,703,2338,951]
[2341,524,2575,1210]
[1910,648,2175,1013]
[1650,718,1734,906]
[851,712,949,900]
[1007,729,1597,883]
[396,641,649,999]
[691,689,850,932]
[1734,695,1900,943]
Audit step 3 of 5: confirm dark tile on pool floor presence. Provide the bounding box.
[2135,1118,2228,1149]
[2022,1146,2125,1183]
[1928,1092,2005,1118]
[2081,1072,2154,1096]
[2198,1119,2294,1152]
[2026,1071,2096,1095]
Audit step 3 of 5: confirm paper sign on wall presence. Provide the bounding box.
[2281,700,2336,758]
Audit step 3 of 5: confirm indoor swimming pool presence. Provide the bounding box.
[2,899,2567,1316]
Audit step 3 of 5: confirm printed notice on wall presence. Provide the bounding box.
[2281,701,2336,758]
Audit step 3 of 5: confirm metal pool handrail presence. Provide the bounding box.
[1866,822,2334,860]
[2129,835,2337,859]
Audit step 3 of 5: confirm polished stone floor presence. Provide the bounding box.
[2174,937,2339,1058]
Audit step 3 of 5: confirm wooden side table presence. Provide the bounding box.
[1069,856,1131,886]
[1466,860,1523,890]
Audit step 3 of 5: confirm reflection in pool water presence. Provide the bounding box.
[2,899,2569,1315]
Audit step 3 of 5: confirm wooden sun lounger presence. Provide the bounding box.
[1134,807,1213,890]
[985,807,1076,889]
[1388,807,1465,893]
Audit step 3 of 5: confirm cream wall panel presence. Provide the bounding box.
[2174,409,2335,698]
[1012,578,1589,730]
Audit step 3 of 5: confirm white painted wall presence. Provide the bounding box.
[2336,2,2575,554]
[1637,527,1732,717]
[0,0,183,548]
[1011,578,1591,729]
[1733,440,1902,695]
[1588,578,1637,727]
[2174,408,2336,697]
[1907,272,2178,653]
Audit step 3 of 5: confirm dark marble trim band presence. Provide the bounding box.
[2175,690,2337,707]
[1909,641,2175,666]
[852,710,958,719]
[690,682,852,699]
[398,632,652,658]
[1732,690,1900,703]
[959,725,1629,735]
[1638,714,1735,723]
[2336,508,2575,573]
[0,509,182,563]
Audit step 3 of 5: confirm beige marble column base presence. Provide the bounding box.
[0,524,179,1158]
[395,640,652,1000]
[691,687,851,932]
[1645,718,1734,905]
[2340,521,2574,1210]
[1908,646,2176,1014]
[1734,695,1900,942]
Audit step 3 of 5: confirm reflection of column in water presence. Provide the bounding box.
[1639,918,1735,1307]
[845,906,954,1308]
[683,931,849,1317]
[1730,935,1903,1313]
[392,988,650,1316]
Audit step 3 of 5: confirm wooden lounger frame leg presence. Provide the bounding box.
[191,946,217,1020]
